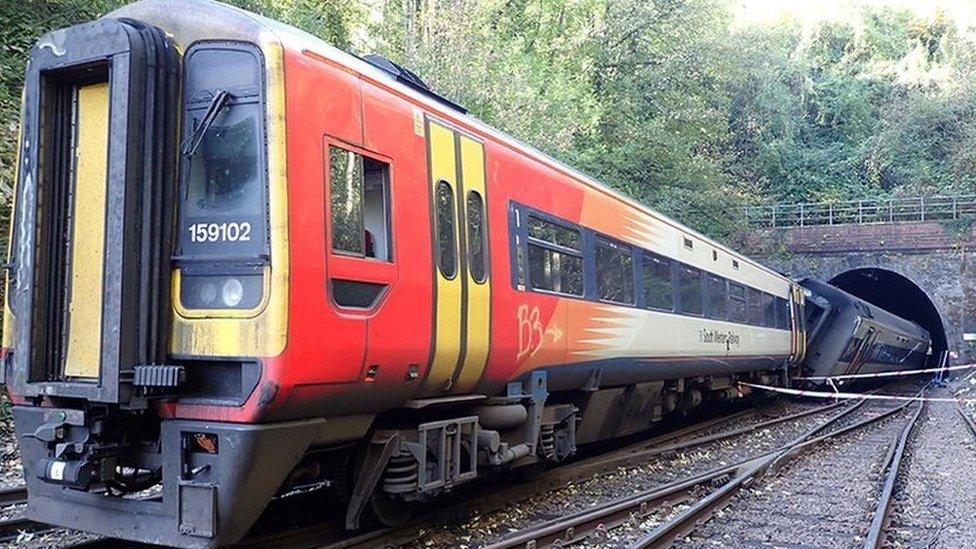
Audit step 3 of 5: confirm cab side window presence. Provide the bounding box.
[329,145,391,261]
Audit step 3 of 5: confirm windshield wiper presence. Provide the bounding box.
[180,90,234,157]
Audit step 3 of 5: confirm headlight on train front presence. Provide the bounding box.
[180,274,263,310]
[221,277,245,307]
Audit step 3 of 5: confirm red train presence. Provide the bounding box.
[3,1,805,546]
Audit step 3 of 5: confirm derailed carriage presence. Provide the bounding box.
[0,1,816,546]
[798,278,931,383]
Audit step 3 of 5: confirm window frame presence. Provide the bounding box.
[465,189,489,284]
[747,287,763,326]
[761,292,776,328]
[775,296,791,330]
[434,179,459,279]
[325,140,394,263]
[519,207,586,297]
[510,203,586,298]
[641,251,675,312]
[594,235,636,305]
[728,282,748,324]
[177,41,271,266]
[704,273,729,321]
[676,263,704,316]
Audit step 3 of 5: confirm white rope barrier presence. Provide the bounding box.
[739,381,976,403]
[792,363,976,382]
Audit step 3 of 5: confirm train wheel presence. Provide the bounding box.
[367,491,414,527]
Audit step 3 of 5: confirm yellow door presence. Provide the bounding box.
[425,119,491,393]
[63,82,110,379]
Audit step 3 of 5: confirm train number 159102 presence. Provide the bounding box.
[188,221,252,243]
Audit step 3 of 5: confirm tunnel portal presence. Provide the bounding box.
[828,268,948,366]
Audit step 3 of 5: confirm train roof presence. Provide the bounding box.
[109,0,789,283]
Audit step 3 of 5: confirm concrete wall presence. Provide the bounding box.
[735,221,976,364]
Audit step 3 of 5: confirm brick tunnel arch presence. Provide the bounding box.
[828,268,948,366]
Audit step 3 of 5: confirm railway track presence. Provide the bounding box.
[0,398,873,548]
[863,398,925,548]
[876,390,976,547]
[0,486,26,508]
[479,387,927,549]
[636,389,927,548]
[237,398,852,548]
[957,400,976,439]
[0,485,41,544]
[0,514,51,544]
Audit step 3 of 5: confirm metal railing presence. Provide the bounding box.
[743,195,976,228]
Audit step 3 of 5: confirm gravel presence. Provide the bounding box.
[672,402,913,548]
[885,385,976,548]
[405,401,846,548]
[0,391,21,489]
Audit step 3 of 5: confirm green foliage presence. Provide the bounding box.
[3,0,976,246]
[0,1,123,223]
[939,214,976,240]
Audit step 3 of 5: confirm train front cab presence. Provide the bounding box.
[0,8,354,547]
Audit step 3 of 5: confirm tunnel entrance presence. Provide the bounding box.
[828,268,948,366]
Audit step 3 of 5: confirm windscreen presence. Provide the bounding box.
[177,44,269,261]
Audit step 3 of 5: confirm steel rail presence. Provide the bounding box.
[0,485,27,507]
[482,399,871,549]
[956,401,976,439]
[863,398,925,549]
[0,514,50,542]
[632,391,924,549]
[479,392,917,549]
[260,400,843,549]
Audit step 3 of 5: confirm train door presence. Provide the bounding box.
[846,327,877,375]
[423,119,491,394]
[790,285,807,365]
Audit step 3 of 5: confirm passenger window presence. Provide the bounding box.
[642,253,673,311]
[435,181,458,278]
[761,292,776,327]
[747,288,763,326]
[528,216,580,249]
[528,247,583,295]
[526,216,583,296]
[705,274,728,320]
[596,239,634,304]
[729,283,747,323]
[328,146,391,260]
[466,191,487,283]
[677,265,703,315]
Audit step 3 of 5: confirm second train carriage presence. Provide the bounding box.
[4,1,806,546]
[799,278,931,382]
